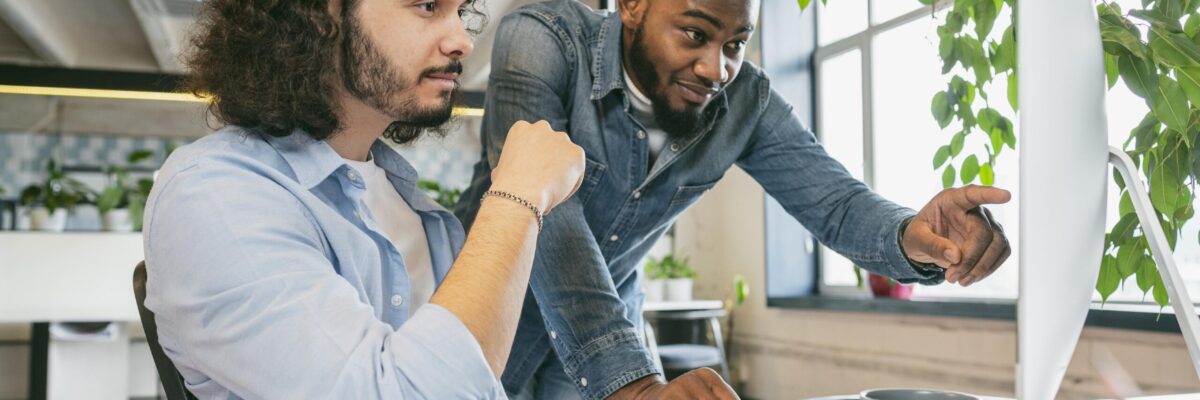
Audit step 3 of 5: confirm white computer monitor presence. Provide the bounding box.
[1017,0,1200,398]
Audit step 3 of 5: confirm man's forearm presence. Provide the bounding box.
[429,196,540,378]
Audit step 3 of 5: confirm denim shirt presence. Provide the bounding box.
[455,1,945,399]
[143,127,505,399]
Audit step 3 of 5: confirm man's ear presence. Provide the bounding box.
[617,0,649,29]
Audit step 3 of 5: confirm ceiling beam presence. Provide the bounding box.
[0,0,76,65]
[128,0,181,71]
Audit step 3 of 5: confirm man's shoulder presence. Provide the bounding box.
[727,61,781,110]
[504,0,608,39]
[156,127,292,189]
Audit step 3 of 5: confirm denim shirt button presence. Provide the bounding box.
[580,377,588,387]
[633,191,642,199]
[550,331,558,339]
[390,295,404,307]
[347,170,360,182]
[609,235,619,242]
[669,143,680,152]
[637,130,646,139]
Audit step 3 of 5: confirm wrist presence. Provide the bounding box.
[486,181,551,212]
[608,375,665,400]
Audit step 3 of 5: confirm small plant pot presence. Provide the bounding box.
[869,273,913,300]
[101,209,134,232]
[29,207,67,232]
[644,279,665,303]
[664,278,694,302]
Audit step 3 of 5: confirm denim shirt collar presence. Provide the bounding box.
[589,12,627,101]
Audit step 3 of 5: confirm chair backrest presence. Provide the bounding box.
[132,261,196,400]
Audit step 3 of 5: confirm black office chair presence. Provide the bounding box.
[132,261,197,400]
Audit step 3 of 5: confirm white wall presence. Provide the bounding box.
[674,166,1200,399]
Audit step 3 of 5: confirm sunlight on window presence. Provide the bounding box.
[817,49,866,287]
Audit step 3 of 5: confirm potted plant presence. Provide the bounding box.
[659,255,697,302]
[97,150,155,232]
[868,272,914,300]
[417,179,462,210]
[19,159,92,232]
[643,257,669,302]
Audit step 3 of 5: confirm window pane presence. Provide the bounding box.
[817,49,865,287]
[871,0,922,24]
[871,12,1020,299]
[818,0,868,46]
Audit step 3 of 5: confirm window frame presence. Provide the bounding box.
[760,0,1200,333]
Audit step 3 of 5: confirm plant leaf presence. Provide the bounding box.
[1137,255,1158,293]
[933,145,951,168]
[1097,255,1120,303]
[1131,9,1186,33]
[1119,54,1159,99]
[1177,67,1200,106]
[1151,76,1190,134]
[1154,267,1170,307]
[974,0,998,39]
[1111,212,1140,246]
[1007,72,1019,111]
[943,164,957,189]
[798,0,812,11]
[961,155,980,184]
[1117,238,1144,279]
[932,91,953,129]
[1107,53,1120,89]
[950,132,966,156]
[1150,27,1200,66]
[979,162,995,186]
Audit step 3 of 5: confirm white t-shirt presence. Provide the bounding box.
[345,157,436,316]
[624,71,669,166]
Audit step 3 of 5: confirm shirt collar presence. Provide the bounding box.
[590,12,627,101]
[264,131,418,189]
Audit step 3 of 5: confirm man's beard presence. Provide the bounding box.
[627,22,706,141]
[341,11,459,145]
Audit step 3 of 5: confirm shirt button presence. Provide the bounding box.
[610,235,619,242]
[670,143,681,152]
[550,331,558,339]
[633,191,642,199]
[580,377,588,387]
[637,130,646,139]
[347,170,360,182]
[391,295,404,307]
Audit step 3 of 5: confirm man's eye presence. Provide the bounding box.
[416,2,436,13]
[727,41,746,51]
[685,29,706,43]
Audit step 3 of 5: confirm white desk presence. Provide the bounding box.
[0,232,144,400]
[644,300,724,312]
[0,232,143,323]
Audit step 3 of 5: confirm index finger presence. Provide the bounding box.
[950,185,1012,210]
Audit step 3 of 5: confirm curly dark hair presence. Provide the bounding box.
[184,0,486,141]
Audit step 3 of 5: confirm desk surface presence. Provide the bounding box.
[0,232,143,323]
[643,300,724,312]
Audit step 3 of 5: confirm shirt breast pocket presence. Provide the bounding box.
[664,180,719,218]
[573,158,608,206]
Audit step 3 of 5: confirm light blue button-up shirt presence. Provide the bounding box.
[143,127,505,399]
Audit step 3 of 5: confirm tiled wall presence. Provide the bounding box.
[0,119,484,205]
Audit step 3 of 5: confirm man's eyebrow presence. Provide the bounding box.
[681,9,754,34]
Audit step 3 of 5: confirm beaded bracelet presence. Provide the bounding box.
[482,190,544,232]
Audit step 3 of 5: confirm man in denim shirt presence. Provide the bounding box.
[457,0,1012,399]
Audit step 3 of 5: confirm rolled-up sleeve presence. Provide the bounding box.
[736,88,944,285]
[143,159,505,399]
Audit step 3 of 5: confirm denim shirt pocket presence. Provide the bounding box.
[664,180,719,218]
[573,158,608,206]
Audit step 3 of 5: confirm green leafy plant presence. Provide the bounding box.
[417,179,462,210]
[19,159,93,214]
[96,150,156,230]
[644,255,697,280]
[799,0,1195,309]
